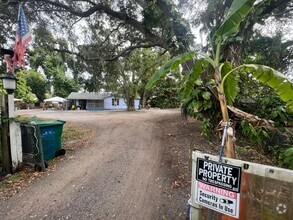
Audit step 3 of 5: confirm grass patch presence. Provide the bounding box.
[62,124,90,142]
[15,115,53,122]
[0,173,23,189]
[62,123,95,151]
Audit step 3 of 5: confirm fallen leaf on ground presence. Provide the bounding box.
[171,180,181,188]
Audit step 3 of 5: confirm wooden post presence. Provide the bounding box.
[1,94,12,173]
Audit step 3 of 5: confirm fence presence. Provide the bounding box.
[20,122,46,171]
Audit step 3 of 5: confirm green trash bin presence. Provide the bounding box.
[35,120,66,161]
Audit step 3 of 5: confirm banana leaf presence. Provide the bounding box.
[243,64,293,112]
[146,51,195,89]
[183,58,209,99]
[221,62,240,105]
[214,0,255,43]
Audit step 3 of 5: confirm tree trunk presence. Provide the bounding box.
[127,97,135,111]
[142,88,148,108]
[126,88,136,111]
[214,67,236,158]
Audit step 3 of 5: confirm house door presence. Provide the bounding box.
[79,100,87,110]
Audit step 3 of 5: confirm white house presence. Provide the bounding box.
[67,92,140,110]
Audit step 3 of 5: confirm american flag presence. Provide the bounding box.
[13,5,32,68]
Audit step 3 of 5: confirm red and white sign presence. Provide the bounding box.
[195,181,240,218]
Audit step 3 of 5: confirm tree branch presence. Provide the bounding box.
[274,7,293,16]
[240,0,292,36]
[74,0,96,6]
[53,43,158,62]
[155,0,191,53]
[100,23,124,46]
[0,0,18,6]
[106,44,159,61]
[35,0,169,50]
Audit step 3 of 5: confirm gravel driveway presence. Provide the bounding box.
[0,109,195,220]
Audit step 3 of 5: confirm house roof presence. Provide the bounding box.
[67,92,110,100]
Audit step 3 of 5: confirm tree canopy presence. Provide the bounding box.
[0,0,292,108]
[1,0,292,69]
[1,0,194,60]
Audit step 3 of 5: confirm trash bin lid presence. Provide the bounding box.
[34,120,66,127]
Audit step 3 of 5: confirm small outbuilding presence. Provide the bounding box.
[67,92,140,110]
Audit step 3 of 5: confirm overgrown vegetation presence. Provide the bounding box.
[146,0,293,168]
[240,119,293,168]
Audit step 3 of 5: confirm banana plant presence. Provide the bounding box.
[146,0,293,158]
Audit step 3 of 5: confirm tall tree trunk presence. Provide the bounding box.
[127,96,135,111]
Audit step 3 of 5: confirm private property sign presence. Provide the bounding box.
[196,158,241,192]
[195,158,242,218]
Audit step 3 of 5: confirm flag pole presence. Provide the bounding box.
[12,3,22,76]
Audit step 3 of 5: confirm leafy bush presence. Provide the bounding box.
[240,120,269,145]
[240,119,293,169]
[150,76,181,109]
[181,79,221,136]
[236,83,293,129]
[283,147,293,169]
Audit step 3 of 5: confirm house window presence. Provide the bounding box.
[112,98,119,106]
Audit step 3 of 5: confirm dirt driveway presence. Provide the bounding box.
[0,109,204,220]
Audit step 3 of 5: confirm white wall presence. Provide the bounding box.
[10,122,22,172]
[8,95,22,172]
[104,97,140,110]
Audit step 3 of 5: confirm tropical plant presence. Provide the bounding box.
[146,0,293,159]
[283,147,293,169]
